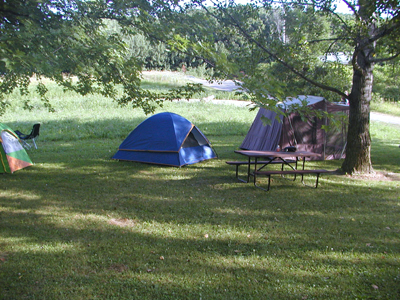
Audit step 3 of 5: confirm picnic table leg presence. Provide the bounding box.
[252,157,257,184]
[235,161,250,183]
[254,168,271,191]
[279,157,297,181]
[301,172,322,188]
[246,157,251,183]
[315,173,321,188]
[301,157,306,182]
[235,164,239,180]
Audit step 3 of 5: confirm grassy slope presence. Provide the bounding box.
[371,101,400,117]
[0,75,399,299]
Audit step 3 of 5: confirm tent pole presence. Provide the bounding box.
[341,141,347,159]
[323,101,327,160]
[287,114,298,147]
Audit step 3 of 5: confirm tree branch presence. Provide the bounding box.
[271,0,354,35]
[307,37,352,44]
[205,2,347,98]
[341,0,358,17]
[371,52,400,63]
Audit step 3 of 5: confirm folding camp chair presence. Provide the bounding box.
[15,123,41,149]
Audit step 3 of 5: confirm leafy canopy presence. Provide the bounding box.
[0,0,203,116]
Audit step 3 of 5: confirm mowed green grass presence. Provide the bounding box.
[0,74,399,299]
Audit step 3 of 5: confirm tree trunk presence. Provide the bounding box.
[341,0,377,175]
[341,49,374,174]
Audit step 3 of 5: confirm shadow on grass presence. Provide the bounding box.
[1,184,399,299]
[1,121,399,299]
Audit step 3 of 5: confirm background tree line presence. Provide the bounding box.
[1,1,398,103]
[103,5,399,103]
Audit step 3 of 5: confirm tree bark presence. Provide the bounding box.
[341,22,375,174]
[341,68,373,174]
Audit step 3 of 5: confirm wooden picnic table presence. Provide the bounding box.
[228,150,329,191]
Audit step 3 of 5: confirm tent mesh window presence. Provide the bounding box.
[325,111,348,153]
[182,128,208,148]
[312,116,318,145]
[291,115,318,145]
[292,115,306,144]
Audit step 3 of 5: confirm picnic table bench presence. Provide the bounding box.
[253,169,330,191]
[226,159,296,183]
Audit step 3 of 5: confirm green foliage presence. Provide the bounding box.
[119,1,398,105]
[2,0,399,120]
[0,0,205,117]
[373,62,400,102]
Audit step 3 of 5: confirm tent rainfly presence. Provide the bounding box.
[112,112,217,167]
[240,95,349,160]
[0,123,33,173]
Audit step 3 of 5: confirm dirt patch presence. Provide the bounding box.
[109,263,129,273]
[346,171,400,181]
[108,218,137,227]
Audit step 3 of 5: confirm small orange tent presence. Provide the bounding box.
[0,123,33,173]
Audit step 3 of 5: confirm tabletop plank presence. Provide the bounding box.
[234,150,322,158]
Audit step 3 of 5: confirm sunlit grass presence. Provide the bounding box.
[0,75,399,299]
[371,100,400,117]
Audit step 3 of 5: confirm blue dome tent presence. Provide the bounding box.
[112,112,217,167]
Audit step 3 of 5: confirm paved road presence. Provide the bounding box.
[186,76,241,92]
[370,112,400,125]
[187,76,400,125]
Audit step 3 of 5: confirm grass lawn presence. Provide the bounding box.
[1,75,400,299]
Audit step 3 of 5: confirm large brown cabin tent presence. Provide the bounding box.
[240,95,349,160]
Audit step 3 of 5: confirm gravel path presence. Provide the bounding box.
[187,76,400,125]
[370,112,400,125]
